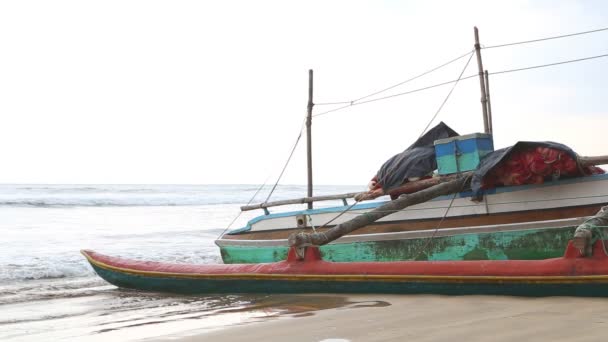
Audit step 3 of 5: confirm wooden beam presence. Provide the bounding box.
[580,155,608,167]
[288,175,471,247]
[306,69,314,209]
[243,154,607,213]
[474,27,490,134]
[240,192,362,211]
[484,70,493,134]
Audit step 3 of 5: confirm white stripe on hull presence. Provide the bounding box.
[216,217,587,247]
[246,176,608,232]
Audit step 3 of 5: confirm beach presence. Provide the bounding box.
[0,184,363,341]
[154,294,608,342]
[3,184,608,341]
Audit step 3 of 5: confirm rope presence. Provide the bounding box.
[483,26,608,49]
[263,119,306,204]
[417,51,474,137]
[489,53,608,76]
[313,51,608,118]
[217,178,271,239]
[316,26,608,108]
[410,174,471,261]
[578,225,608,256]
[313,74,479,118]
[313,49,474,114]
[371,51,473,197]
[316,199,362,230]
[311,53,475,234]
[316,50,474,106]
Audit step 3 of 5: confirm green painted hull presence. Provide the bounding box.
[91,263,608,297]
[220,226,576,264]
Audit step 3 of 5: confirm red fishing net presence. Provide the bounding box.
[483,147,604,188]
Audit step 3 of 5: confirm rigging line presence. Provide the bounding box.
[263,119,306,204]
[418,51,475,137]
[313,51,608,118]
[314,49,475,107]
[354,73,478,106]
[217,177,270,239]
[314,100,353,106]
[483,26,608,49]
[313,53,476,233]
[411,175,470,261]
[370,51,474,202]
[313,73,479,118]
[489,53,608,76]
[317,199,362,230]
[312,103,354,118]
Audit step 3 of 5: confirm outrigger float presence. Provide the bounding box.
[82,207,608,296]
[82,239,608,297]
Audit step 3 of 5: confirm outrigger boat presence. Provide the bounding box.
[84,27,608,296]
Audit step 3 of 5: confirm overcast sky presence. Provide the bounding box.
[1,0,607,185]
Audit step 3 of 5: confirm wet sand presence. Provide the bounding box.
[150,294,608,342]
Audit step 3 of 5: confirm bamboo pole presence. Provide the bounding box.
[242,155,608,213]
[474,27,490,134]
[288,175,471,247]
[354,173,464,201]
[240,192,361,211]
[306,69,314,210]
[484,70,493,134]
[580,155,608,167]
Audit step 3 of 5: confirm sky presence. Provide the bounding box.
[0,0,607,185]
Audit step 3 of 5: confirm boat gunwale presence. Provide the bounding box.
[230,173,608,235]
[216,217,588,247]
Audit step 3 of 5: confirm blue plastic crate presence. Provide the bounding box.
[434,133,494,175]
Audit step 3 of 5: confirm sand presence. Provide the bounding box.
[148,294,608,342]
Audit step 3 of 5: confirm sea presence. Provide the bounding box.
[0,184,363,341]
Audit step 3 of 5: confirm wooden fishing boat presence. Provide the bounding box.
[82,240,608,296]
[217,168,608,264]
[215,27,608,264]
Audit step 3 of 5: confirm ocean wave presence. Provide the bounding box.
[0,184,358,207]
[0,250,222,284]
[0,198,245,207]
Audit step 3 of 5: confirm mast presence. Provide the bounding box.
[484,70,493,134]
[474,27,490,134]
[306,69,314,209]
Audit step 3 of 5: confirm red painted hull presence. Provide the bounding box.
[83,241,608,279]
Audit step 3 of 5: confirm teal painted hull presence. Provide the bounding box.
[91,264,608,297]
[220,226,576,264]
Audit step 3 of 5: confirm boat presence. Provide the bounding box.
[215,27,608,264]
[81,240,608,296]
[217,128,608,264]
[217,173,608,263]
[83,27,608,296]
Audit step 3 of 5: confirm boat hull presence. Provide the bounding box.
[218,223,579,263]
[217,174,608,264]
[82,242,608,296]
